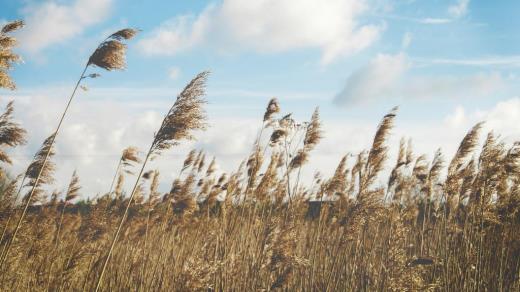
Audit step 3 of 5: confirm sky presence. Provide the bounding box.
[1,0,520,198]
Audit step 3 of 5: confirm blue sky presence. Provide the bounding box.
[1,0,520,196]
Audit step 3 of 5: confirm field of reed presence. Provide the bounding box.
[1,21,520,291]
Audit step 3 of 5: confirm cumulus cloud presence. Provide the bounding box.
[17,0,112,53]
[448,0,470,18]
[138,0,383,64]
[334,53,505,105]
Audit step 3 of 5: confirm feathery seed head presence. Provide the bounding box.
[87,28,138,71]
[1,20,24,90]
[1,20,24,34]
[65,170,81,202]
[0,101,27,164]
[151,71,209,156]
[263,98,280,121]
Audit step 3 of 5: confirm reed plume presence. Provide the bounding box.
[0,20,24,90]
[107,146,141,198]
[289,107,323,170]
[181,149,197,174]
[362,107,397,192]
[23,133,57,204]
[0,101,27,165]
[88,29,139,71]
[264,98,280,122]
[55,170,81,245]
[65,170,81,203]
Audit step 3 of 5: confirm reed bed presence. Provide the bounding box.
[0,20,519,291]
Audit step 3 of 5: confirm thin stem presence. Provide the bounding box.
[107,158,122,198]
[95,145,153,291]
[0,175,27,256]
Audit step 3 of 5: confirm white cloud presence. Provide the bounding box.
[480,98,520,139]
[419,18,452,24]
[168,67,181,80]
[334,53,505,105]
[138,0,383,64]
[401,32,412,49]
[444,106,466,128]
[17,0,112,53]
[417,56,520,68]
[448,0,470,18]
[334,53,410,105]
[137,13,210,56]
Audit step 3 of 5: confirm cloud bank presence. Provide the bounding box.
[138,0,383,64]
[334,53,505,105]
[17,0,113,53]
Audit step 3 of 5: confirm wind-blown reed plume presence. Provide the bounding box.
[445,122,484,206]
[206,173,227,208]
[121,146,141,172]
[0,101,27,165]
[150,72,209,156]
[65,170,81,203]
[428,149,444,184]
[263,98,280,122]
[23,133,57,203]
[148,170,160,204]
[270,129,287,146]
[197,153,206,173]
[388,138,407,191]
[0,174,21,211]
[413,154,429,183]
[302,108,323,150]
[448,122,484,175]
[325,155,348,198]
[255,153,279,201]
[88,29,139,71]
[206,156,217,176]
[470,132,506,207]
[172,174,198,218]
[362,107,397,191]
[95,71,209,291]
[289,108,323,169]
[107,146,141,198]
[181,149,197,174]
[55,170,81,245]
[0,20,24,90]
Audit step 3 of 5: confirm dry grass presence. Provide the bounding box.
[0,21,519,292]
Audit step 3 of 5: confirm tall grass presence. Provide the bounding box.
[0,20,519,291]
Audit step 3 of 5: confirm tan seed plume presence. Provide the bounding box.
[0,20,24,90]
